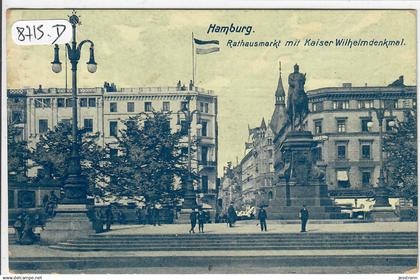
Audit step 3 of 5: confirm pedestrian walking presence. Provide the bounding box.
[197,209,206,233]
[93,208,105,233]
[189,208,197,233]
[13,212,26,242]
[154,202,162,226]
[258,206,268,232]
[105,205,114,231]
[299,204,309,232]
[227,203,237,228]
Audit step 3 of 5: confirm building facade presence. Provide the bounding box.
[305,77,416,190]
[271,73,416,193]
[7,83,219,209]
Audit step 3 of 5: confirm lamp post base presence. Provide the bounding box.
[370,207,399,222]
[40,204,94,245]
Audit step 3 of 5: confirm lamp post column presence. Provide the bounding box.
[374,108,391,207]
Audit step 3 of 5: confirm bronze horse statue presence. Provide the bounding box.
[287,64,309,130]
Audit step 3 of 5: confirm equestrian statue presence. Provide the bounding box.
[287,64,309,130]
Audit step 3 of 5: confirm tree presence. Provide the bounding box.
[30,122,105,194]
[383,109,417,202]
[100,111,194,205]
[8,124,30,178]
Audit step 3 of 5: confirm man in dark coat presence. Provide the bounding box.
[227,203,237,227]
[197,209,206,233]
[299,204,309,232]
[105,205,114,231]
[258,206,268,232]
[189,208,197,234]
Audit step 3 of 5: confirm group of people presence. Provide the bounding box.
[13,211,43,245]
[92,204,115,233]
[189,208,207,234]
[135,203,162,226]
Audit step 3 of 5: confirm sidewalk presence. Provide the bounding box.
[96,220,417,235]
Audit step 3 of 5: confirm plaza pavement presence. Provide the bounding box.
[7,221,418,259]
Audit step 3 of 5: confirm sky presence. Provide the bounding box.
[6,9,416,176]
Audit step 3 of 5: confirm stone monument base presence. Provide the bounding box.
[40,204,94,245]
[370,207,399,222]
[267,131,349,220]
[174,208,195,224]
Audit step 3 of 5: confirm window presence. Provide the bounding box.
[110,102,117,112]
[127,102,135,112]
[144,102,152,112]
[57,98,65,108]
[35,99,43,108]
[181,101,189,111]
[201,176,209,193]
[314,120,322,134]
[109,121,118,137]
[268,191,273,200]
[337,145,346,160]
[383,99,398,110]
[358,100,374,109]
[336,170,350,188]
[84,119,93,133]
[201,121,208,136]
[65,98,73,107]
[200,102,205,112]
[17,190,35,208]
[314,146,322,161]
[180,120,188,135]
[39,119,48,134]
[312,101,323,112]
[361,119,371,132]
[88,98,96,107]
[361,144,371,160]
[80,98,88,107]
[337,119,346,133]
[204,103,209,113]
[267,138,272,145]
[162,101,170,111]
[333,100,349,110]
[11,111,23,123]
[268,150,273,158]
[201,146,208,164]
[362,171,371,187]
[35,98,51,108]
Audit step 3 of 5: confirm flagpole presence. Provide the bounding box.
[192,32,195,85]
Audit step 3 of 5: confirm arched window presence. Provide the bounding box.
[268,191,273,200]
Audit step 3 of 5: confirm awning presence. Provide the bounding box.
[337,170,349,181]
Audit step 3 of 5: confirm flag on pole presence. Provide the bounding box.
[194,38,220,55]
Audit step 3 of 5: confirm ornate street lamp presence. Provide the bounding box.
[367,100,394,208]
[176,95,202,209]
[51,11,97,205]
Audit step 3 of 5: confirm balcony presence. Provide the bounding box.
[199,160,217,169]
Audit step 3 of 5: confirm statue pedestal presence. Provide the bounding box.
[267,131,348,220]
[40,204,94,245]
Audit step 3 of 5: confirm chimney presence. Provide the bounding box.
[399,75,404,84]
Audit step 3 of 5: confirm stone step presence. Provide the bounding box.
[9,255,418,272]
[50,244,416,252]
[71,236,416,242]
